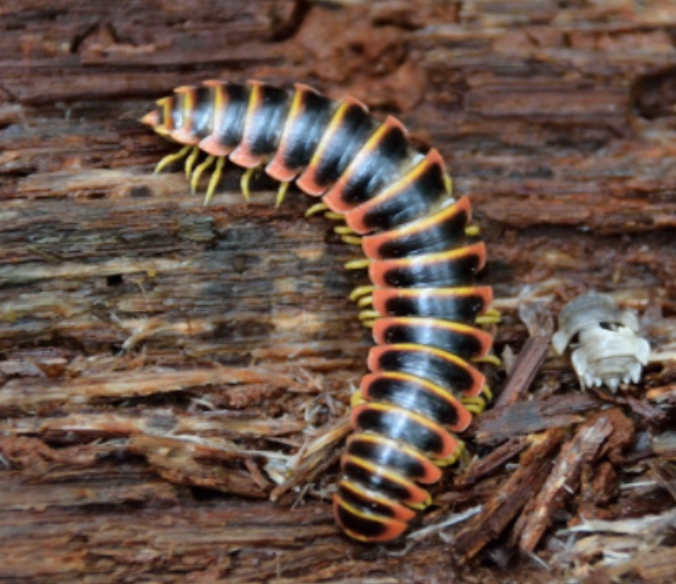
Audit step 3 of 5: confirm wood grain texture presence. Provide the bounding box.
[2,1,676,582]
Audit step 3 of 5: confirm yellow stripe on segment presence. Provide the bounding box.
[274,85,306,163]
[306,101,355,175]
[338,480,416,521]
[355,402,457,459]
[372,370,466,409]
[355,149,443,214]
[211,83,226,139]
[345,453,427,504]
[242,82,263,146]
[178,87,196,136]
[347,434,441,483]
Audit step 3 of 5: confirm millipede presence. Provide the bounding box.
[141,79,500,543]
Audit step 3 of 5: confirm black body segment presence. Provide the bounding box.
[212,83,249,151]
[351,403,459,458]
[373,286,493,322]
[142,80,495,543]
[345,433,442,484]
[297,99,374,195]
[240,82,290,158]
[341,451,431,505]
[345,149,449,233]
[372,317,492,360]
[323,116,412,213]
[368,242,486,288]
[336,479,416,521]
[361,371,473,431]
[367,344,485,398]
[267,84,335,180]
[360,197,473,259]
[188,86,215,140]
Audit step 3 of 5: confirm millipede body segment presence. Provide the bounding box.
[142,79,496,543]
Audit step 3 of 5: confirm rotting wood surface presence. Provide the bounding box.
[1,1,676,583]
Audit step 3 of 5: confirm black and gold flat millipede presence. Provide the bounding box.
[142,79,500,543]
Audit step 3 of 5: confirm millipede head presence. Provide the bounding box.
[140,109,161,129]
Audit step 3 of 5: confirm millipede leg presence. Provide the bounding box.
[357,295,374,308]
[204,156,226,206]
[190,155,215,193]
[341,235,362,246]
[465,225,480,237]
[361,319,376,328]
[275,181,291,208]
[358,310,379,321]
[334,225,357,236]
[324,211,344,221]
[432,440,465,467]
[472,354,502,367]
[185,146,200,179]
[154,144,192,174]
[461,396,486,415]
[407,491,433,511]
[305,202,328,217]
[476,308,501,325]
[349,285,375,302]
[350,390,366,407]
[344,258,371,270]
[241,167,258,201]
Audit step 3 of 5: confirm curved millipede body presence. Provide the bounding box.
[142,79,497,543]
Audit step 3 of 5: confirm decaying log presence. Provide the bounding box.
[475,392,601,445]
[2,1,676,582]
[512,411,615,553]
[453,428,566,561]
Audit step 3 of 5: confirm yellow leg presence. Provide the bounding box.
[190,155,215,194]
[334,225,356,235]
[462,396,486,415]
[472,354,502,367]
[349,285,375,302]
[362,319,376,328]
[275,181,290,208]
[358,310,380,321]
[185,146,200,179]
[154,145,192,174]
[465,225,480,237]
[324,211,343,221]
[476,308,501,325]
[305,202,328,217]
[241,167,259,201]
[481,384,493,401]
[341,235,362,246]
[350,390,366,407]
[432,440,465,467]
[409,493,433,511]
[357,295,373,308]
[204,156,226,206]
[344,258,371,270]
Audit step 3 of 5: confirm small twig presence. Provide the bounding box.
[496,335,551,408]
